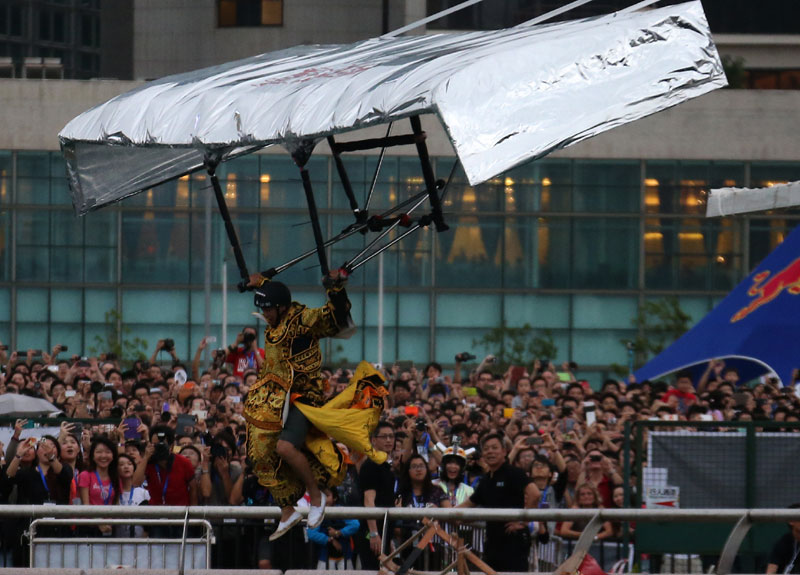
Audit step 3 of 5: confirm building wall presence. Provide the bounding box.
[131,0,401,80]
[3,79,800,160]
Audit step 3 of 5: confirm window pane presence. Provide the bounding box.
[398,327,429,364]
[0,151,11,204]
[645,218,743,290]
[503,294,569,329]
[85,247,116,283]
[521,217,570,288]
[261,0,282,25]
[121,211,191,283]
[0,211,9,280]
[398,293,429,328]
[573,160,639,213]
[572,218,638,289]
[85,289,117,323]
[123,290,189,324]
[50,247,84,283]
[17,288,48,322]
[573,295,638,329]
[16,323,48,352]
[436,294,501,328]
[51,210,83,246]
[16,178,51,204]
[258,212,320,286]
[644,161,709,215]
[435,216,502,288]
[17,152,50,178]
[572,329,635,366]
[84,211,116,246]
[51,289,83,323]
[50,324,82,355]
[17,247,50,281]
[257,155,325,209]
[748,220,799,270]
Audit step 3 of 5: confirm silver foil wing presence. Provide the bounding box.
[59,0,725,215]
[707,181,800,217]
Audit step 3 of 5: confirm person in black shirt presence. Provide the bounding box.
[767,503,800,574]
[357,421,397,571]
[460,433,539,572]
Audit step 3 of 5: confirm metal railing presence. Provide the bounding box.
[29,518,212,570]
[0,505,798,574]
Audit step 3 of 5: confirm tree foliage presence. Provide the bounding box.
[473,322,558,369]
[88,309,149,365]
[626,297,692,369]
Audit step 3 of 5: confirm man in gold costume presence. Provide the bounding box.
[244,269,387,541]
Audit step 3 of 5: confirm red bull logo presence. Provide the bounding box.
[731,257,800,322]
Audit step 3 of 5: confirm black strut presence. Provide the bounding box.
[410,115,449,232]
[206,160,250,292]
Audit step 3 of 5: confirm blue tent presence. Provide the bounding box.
[635,225,800,385]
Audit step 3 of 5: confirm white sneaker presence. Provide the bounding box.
[307,491,327,529]
[269,510,303,541]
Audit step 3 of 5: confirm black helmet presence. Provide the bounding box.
[254,281,291,309]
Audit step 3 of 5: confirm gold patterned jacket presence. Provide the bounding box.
[244,283,350,430]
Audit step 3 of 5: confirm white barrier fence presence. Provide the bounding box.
[0,505,797,574]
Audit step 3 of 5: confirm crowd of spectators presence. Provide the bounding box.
[1,336,799,571]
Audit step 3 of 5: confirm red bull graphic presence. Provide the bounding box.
[731,256,800,322]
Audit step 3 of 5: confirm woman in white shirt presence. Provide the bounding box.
[115,453,150,538]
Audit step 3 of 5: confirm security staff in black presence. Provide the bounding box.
[459,432,540,572]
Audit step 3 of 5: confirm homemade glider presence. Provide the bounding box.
[59,0,726,289]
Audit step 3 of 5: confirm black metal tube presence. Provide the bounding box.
[364,122,393,213]
[269,189,430,276]
[300,168,330,276]
[409,115,448,231]
[346,223,422,273]
[207,167,250,285]
[327,135,360,214]
[343,194,429,271]
[330,133,418,153]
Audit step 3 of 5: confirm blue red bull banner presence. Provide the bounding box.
[635,225,800,385]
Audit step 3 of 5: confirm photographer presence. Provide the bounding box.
[150,338,180,366]
[133,425,197,515]
[225,326,264,379]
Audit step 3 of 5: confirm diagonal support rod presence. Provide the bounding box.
[299,166,330,276]
[328,135,362,218]
[410,115,449,232]
[206,162,250,291]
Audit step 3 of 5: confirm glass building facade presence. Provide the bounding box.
[1,149,799,382]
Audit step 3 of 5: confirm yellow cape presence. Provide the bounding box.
[295,360,389,465]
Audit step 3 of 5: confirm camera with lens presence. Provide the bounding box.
[152,440,170,462]
[242,331,256,347]
[90,380,105,394]
[110,406,124,418]
[455,352,476,363]
[163,338,175,352]
[211,443,228,460]
[415,418,427,432]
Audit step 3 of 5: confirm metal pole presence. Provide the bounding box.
[222,261,228,349]
[204,178,212,365]
[206,165,250,287]
[300,167,330,276]
[377,252,384,366]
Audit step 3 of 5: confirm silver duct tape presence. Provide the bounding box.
[60,0,725,215]
[707,181,800,217]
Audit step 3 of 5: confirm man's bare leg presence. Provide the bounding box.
[280,505,297,522]
[276,439,322,506]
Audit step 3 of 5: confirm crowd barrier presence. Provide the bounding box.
[0,505,797,574]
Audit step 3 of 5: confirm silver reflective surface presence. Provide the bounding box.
[707,181,800,217]
[60,1,725,215]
